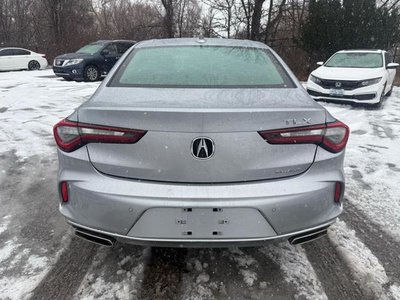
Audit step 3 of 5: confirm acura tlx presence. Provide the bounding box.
[53,38,349,248]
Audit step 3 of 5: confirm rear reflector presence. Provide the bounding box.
[61,181,69,202]
[53,119,147,152]
[334,182,342,203]
[258,121,349,153]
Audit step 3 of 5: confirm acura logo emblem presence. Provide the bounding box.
[335,82,342,88]
[191,137,215,159]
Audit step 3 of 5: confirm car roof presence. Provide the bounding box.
[337,49,384,53]
[0,47,31,50]
[93,40,136,45]
[0,47,32,53]
[135,38,269,49]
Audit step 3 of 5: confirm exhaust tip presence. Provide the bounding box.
[74,227,116,247]
[289,227,329,245]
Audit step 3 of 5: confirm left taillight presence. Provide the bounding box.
[60,181,69,202]
[53,119,147,152]
[258,120,349,153]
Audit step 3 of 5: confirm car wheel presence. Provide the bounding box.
[84,65,99,82]
[386,85,393,96]
[28,60,40,70]
[373,83,386,108]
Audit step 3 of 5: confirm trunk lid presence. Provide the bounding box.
[79,87,326,183]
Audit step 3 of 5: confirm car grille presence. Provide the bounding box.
[318,79,361,90]
[307,89,376,100]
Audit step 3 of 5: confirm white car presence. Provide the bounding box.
[306,50,398,106]
[0,47,48,71]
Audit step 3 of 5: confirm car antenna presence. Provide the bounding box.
[196,30,206,44]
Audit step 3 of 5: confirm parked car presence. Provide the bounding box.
[306,49,398,107]
[53,38,349,248]
[53,40,135,82]
[0,47,48,71]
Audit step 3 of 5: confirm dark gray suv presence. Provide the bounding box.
[53,40,135,82]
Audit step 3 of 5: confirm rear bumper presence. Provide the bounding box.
[68,219,336,248]
[306,80,382,104]
[57,146,344,246]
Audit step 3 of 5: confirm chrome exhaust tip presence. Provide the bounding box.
[74,227,116,247]
[289,227,329,245]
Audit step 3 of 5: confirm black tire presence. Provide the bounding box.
[372,83,386,108]
[386,85,393,96]
[28,60,40,70]
[84,65,99,82]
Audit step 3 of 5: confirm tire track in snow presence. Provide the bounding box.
[74,243,145,299]
[259,243,327,300]
[0,152,72,299]
[341,201,400,286]
[327,220,398,300]
[138,247,188,300]
[31,237,98,300]
[181,247,295,299]
[302,236,365,300]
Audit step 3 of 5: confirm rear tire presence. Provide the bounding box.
[84,65,99,82]
[28,60,40,70]
[386,85,393,96]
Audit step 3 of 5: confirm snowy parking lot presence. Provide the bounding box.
[0,69,400,300]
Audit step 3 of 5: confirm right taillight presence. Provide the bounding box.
[334,182,342,203]
[53,119,147,152]
[258,120,349,153]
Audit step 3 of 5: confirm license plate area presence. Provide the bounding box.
[329,88,344,96]
[128,207,276,239]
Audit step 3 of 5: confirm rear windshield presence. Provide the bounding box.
[109,46,294,88]
[325,52,383,68]
[77,43,103,55]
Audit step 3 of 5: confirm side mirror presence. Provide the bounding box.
[316,61,324,66]
[387,62,399,69]
[101,49,110,56]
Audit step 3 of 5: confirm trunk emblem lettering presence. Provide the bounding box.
[284,118,311,126]
[191,137,215,160]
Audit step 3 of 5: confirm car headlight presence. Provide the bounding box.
[63,59,83,66]
[309,75,322,85]
[360,77,382,87]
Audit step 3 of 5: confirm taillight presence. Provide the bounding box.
[258,121,349,153]
[334,182,342,203]
[53,119,147,152]
[60,181,69,202]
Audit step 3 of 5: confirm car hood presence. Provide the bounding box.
[55,52,93,60]
[312,66,384,81]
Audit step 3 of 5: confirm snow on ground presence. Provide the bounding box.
[260,243,327,300]
[320,90,400,242]
[75,246,145,300]
[0,215,11,235]
[328,220,390,299]
[0,69,99,160]
[0,70,97,299]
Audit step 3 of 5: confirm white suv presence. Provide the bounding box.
[306,50,398,107]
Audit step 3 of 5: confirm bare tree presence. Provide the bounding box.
[202,0,237,37]
[161,0,175,37]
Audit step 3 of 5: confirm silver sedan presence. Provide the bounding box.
[53,38,349,247]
